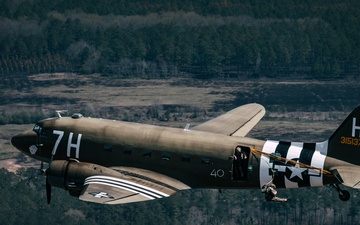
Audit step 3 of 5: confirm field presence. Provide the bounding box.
[0,74,358,171]
[2,74,359,117]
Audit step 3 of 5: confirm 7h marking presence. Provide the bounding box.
[52,130,82,159]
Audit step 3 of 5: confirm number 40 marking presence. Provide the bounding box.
[210,169,225,178]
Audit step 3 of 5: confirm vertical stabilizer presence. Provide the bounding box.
[328,106,360,165]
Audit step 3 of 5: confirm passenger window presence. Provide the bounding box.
[142,151,152,158]
[123,146,132,155]
[182,155,190,162]
[104,144,113,152]
[41,129,51,137]
[201,157,211,165]
[162,152,171,161]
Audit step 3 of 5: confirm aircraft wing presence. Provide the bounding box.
[192,103,265,137]
[79,167,190,204]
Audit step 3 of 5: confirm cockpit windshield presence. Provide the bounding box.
[33,124,42,135]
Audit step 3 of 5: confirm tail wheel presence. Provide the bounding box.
[339,190,350,201]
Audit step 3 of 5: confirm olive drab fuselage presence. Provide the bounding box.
[21,116,339,189]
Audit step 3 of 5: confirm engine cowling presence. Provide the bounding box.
[46,160,120,197]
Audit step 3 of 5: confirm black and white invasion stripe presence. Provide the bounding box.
[259,140,328,189]
[84,175,170,200]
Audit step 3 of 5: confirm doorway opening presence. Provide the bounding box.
[232,146,250,181]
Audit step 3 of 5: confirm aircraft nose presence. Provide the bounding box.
[11,130,39,155]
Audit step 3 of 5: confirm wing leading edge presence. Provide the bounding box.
[192,103,265,137]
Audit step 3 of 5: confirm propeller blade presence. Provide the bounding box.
[46,177,52,204]
[40,162,45,174]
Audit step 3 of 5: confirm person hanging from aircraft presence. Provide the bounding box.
[261,183,288,202]
[233,146,247,180]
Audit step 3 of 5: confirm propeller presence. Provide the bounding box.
[36,132,55,204]
[39,161,51,204]
[40,162,45,174]
[44,146,56,204]
[46,177,52,204]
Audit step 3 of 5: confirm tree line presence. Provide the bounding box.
[0,0,359,79]
[0,167,359,225]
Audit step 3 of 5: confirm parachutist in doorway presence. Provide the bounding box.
[233,146,247,180]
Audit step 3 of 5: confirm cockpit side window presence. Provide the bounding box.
[41,129,52,137]
[33,124,42,135]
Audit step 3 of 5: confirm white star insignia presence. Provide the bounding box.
[288,160,307,180]
[89,192,114,199]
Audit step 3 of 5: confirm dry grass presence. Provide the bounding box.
[2,75,237,113]
[249,120,340,142]
[36,83,233,108]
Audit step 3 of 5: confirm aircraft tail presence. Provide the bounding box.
[328,106,360,164]
[327,106,360,188]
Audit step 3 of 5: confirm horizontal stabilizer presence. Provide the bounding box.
[331,166,360,189]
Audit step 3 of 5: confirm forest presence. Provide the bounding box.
[0,0,360,79]
[1,167,360,225]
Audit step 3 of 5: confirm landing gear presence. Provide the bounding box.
[339,190,350,201]
[331,184,350,201]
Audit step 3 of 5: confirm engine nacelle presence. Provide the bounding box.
[46,160,120,197]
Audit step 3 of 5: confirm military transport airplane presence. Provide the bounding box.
[11,103,360,204]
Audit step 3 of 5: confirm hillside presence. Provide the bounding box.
[1,0,360,79]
